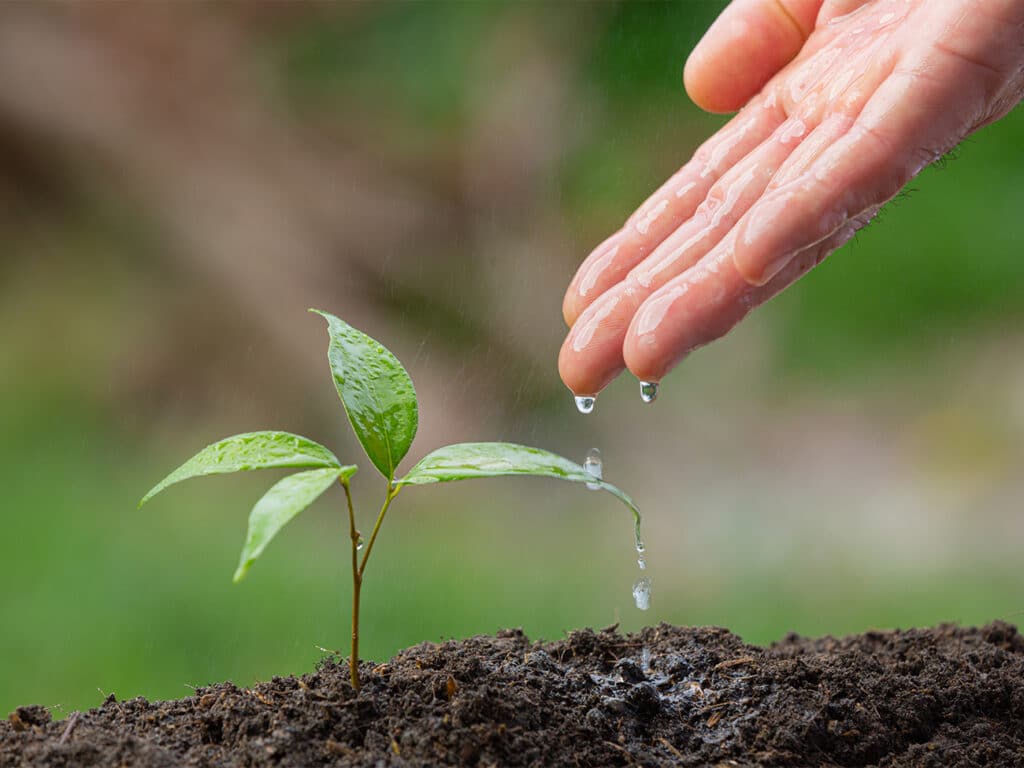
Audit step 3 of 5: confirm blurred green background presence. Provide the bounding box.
[2,1,1023,718]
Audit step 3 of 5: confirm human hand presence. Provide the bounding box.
[559,0,1024,404]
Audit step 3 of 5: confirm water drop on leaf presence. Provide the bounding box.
[583,448,602,491]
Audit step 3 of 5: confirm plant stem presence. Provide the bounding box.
[346,481,401,693]
[341,479,361,691]
[358,484,400,579]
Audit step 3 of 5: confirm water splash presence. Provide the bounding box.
[632,577,651,611]
[583,448,602,490]
[574,395,596,414]
[639,381,659,403]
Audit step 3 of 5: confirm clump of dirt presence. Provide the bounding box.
[4,622,1024,766]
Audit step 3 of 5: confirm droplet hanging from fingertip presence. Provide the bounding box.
[574,395,596,414]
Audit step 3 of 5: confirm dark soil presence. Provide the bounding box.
[4,622,1024,767]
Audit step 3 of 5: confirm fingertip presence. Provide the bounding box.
[684,44,748,114]
[684,0,813,114]
[622,249,750,382]
[623,336,677,386]
[558,334,611,399]
[559,287,640,397]
[558,323,592,396]
[621,292,680,384]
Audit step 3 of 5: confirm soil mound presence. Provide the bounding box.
[4,622,1023,766]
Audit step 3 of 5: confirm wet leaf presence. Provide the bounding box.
[397,442,640,535]
[312,309,418,480]
[234,466,357,582]
[140,431,342,507]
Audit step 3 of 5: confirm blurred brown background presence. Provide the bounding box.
[2,1,1022,718]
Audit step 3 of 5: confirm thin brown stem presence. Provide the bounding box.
[345,481,401,693]
[341,479,361,691]
[358,485,400,579]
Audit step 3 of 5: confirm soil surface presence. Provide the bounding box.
[3,622,1024,767]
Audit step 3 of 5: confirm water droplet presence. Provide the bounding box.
[583,448,602,490]
[639,381,658,403]
[632,577,651,611]
[574,395,596,414]
[356,537,365,551]
[637,554,647,570]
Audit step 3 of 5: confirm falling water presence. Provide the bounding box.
[632,577,651,611]
[571,395,648,611]
[633,529,650,610]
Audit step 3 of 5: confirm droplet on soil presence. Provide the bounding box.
[574,395,596,414]
[639,381,659,403]
[583,448,602,490]
[633,577,651,611]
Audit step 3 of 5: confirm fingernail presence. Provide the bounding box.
[639,381,659,403]
[734,183,851,285]
[736,249,798,286]
[736,220,858,286]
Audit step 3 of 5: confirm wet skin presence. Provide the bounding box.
[559,0,1024,398]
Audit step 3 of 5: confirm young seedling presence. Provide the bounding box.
[140,309,641,691]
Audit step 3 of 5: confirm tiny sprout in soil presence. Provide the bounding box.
[140,309,642,692]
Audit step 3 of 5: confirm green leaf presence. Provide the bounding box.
[311,309,418,480]
[397,442,641,544]
[233,466,357,582]
[139,431,341,507]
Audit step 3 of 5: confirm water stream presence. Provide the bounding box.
[583,446,651,611]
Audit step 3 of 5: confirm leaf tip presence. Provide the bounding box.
[138,486,160,509]
[233,562,251,583]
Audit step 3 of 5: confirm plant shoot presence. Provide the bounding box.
[140,310,641,691]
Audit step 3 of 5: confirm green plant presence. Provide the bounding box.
[140,309,640,691]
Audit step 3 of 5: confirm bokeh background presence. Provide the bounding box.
[2,1,1023,718]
